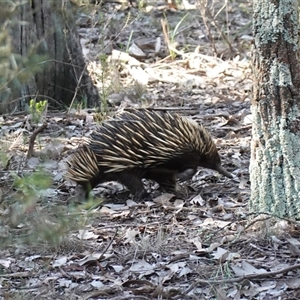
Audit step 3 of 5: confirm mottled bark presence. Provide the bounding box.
[6,0,99,110]
[251,0,300,217]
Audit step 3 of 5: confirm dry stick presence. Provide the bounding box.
[67,67,85,114]
[174,263,300,300]
[161,18,171,56]
[95,296,150,300]
[62,7,86,114]
[198,1,218,55]
[0,271,30,278]
[27,122,48,159]
[244,211,300,229]
[98,228,118,262]
[203,211,299,246]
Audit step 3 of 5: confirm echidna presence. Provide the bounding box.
[65,110,232,200]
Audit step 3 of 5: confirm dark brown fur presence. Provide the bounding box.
[65,110,232,200]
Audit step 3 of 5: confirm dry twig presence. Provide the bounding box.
[27,122,48,159]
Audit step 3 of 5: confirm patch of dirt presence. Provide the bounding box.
[1,1,300,300]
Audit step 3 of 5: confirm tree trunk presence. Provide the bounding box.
[250,0,300,217]
[5,0,100,110]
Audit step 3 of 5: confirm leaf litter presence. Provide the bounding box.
[1,0,300,299]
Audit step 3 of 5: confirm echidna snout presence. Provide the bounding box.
[65,110,232,200]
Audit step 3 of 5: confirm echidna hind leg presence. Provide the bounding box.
[145,168,177,192]
[117,171,149,201]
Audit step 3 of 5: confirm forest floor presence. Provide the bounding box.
[1,1,300,299]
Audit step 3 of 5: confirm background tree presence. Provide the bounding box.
[250,0,300,217]
[1,0,99,111]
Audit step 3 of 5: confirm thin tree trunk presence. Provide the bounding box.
[6,0,99,110]
[250,0,300,217]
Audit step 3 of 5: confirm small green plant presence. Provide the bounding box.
[13,169,52,203]
[126,30,134,53]
[0,149,9,169]
[0,169,94,248]
[162,13,189,60]
[76,96,88,112]
[98,54,122,113]
[98,54,109,113]
[131,80,146,98]
[93,107,108,124]
[137,0,146,10]
[3,170,52,230]
[29,99,47,124]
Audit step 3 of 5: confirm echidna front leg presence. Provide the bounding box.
[177,168,197,181]
[117,170,149,201]
[145,168,177,192]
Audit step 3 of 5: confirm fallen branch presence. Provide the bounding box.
[174,263,300,299]
[27,122,48,159]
